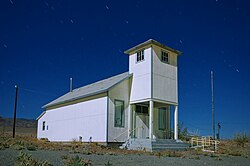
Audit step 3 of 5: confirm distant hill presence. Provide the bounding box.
[0,116,37,136]
[0,117,37,128]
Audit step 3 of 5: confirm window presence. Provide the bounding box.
[42,121,45,131]
[136,50,144,62]
[114,100,125,127]
[158,108,166,130]
[161,51,169,63]
[135,105,148,114]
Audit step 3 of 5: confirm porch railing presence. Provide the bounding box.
[113,125,143,142]
[190,136,220,152]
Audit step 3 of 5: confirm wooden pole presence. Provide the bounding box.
[12,85,18,138]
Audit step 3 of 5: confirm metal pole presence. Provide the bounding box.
[12,85,18,138]
[70,78,73,92]
[211,71,215,140]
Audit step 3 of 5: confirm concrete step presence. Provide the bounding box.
[152,144,188,148]
[153,139,183,143]
[121,138,189,152]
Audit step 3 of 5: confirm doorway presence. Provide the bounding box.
[134,105,149,139]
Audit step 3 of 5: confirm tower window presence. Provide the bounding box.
[136,50,144,62]
[161,51,169,63]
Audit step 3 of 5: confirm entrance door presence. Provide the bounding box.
[135,114,149,138]
[135,105,149,139]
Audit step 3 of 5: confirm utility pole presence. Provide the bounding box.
[12,85,18,138]
[217,122,221,140]
[211,71,215,140]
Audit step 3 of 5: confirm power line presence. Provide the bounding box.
[19,87,57,97]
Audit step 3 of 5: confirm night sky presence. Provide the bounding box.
[1,0,249,138]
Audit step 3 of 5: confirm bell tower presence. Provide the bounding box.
[125,39,182,140]
[125,39,181,104]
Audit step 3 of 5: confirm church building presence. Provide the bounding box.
[37,39,185,151]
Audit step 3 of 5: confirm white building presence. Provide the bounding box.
[37,39,183,150]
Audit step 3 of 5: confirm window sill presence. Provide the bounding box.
[136,59,145,64]
[114,126,125,128]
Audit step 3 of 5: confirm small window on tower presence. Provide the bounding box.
[136,50,144,62]
[161,51,169,63]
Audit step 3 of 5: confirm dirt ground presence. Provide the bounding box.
[0,148,249,166]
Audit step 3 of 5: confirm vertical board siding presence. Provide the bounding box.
[129,47,152,102]
[108,79,130,142]
[37,96,107,142]
[152,45,178,103]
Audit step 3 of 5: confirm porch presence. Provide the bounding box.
[121,100,187,151]
[128,100,179,140]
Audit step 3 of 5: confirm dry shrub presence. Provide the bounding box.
[234,133,249,147]
[62,155,92,166]
[16,151,51,166]
[161,150,183,157]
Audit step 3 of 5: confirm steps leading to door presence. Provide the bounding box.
[121,138,189,152]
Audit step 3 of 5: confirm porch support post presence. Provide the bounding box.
[128,104,132,138]
[174,105,178,140]
[166,106,171,139]
[133,105,136,138]
[149,100,154,139]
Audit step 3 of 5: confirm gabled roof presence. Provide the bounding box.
[43,72,131,109]
[124,39,182,55]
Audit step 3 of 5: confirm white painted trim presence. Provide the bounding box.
[36,111,46,120]
[149,100,154,139]
[174,106,178,140]
[127,104,131,138]
[130,98,178,105]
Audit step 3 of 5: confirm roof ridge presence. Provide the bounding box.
[42,71,130,108]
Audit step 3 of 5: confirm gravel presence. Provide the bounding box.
[0,149,249,166]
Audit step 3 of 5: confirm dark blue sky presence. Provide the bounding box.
[1,0,249,138]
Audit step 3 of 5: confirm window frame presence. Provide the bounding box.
[114,99,125,128]
[161,50,169,64]
[42,121,46,131]
[158,107,166,130]
[135,105,149,115]
[136,49,145,63]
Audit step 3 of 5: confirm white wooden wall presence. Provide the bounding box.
[129,47,152,102]
[108,78,130,142]
[152,45,178,103]
[37,96,107,142]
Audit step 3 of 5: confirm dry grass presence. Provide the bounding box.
[62,155,92,166]
[1,126,37,138]
[0,134,150,156]
[16,151,51,166]
[1,134,249,159]
[217,140,250,157]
